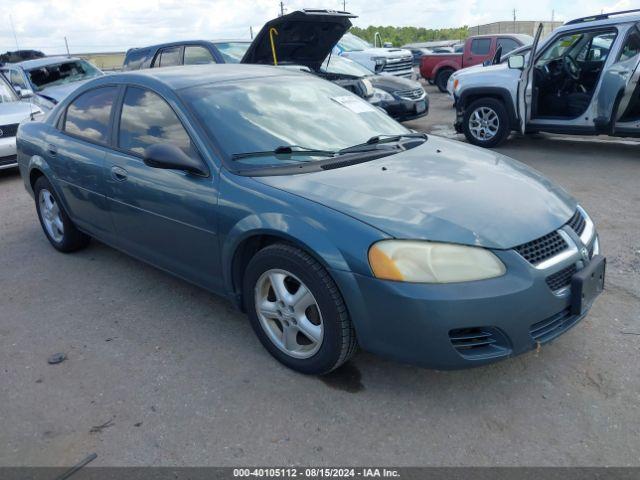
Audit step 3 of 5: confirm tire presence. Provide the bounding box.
[243,243,357,375]
[462,98,510,148]
[435,69,453,93]
[34,176,90,253]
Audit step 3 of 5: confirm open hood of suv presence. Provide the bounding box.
[241,9,356,72]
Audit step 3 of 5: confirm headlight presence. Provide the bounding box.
[372,88,394,102]
[368,240,506,283]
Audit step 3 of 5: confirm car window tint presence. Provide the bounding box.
[158,47,181,67]
[10,70,27,89]
[118,87,197,158]
[64,86,117,144]
[618,29,640,62]
[184,45,215,65]
[497,38,519,54]
[471,38,491,55]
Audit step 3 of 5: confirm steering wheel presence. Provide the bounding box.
[563,55,581,81]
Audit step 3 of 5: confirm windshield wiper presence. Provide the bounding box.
[338,133,428,155]
[231,145,337,161]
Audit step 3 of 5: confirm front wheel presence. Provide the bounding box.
[243,244,357,374]
[435,69,453,93]
[462,98,510,148]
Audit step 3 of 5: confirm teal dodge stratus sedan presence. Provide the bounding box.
[16,64,605,374]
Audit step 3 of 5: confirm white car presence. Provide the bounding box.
[450,9,640,147]
[335,33,414,78]
[0,74,42,169]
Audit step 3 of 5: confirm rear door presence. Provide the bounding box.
[104,86,222,290]
[152,46,183,68]
[598,24,640,130]
[44,86,119,237]
[517,23,544,134]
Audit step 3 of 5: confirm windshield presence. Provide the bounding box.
[181,75,407,168]
[0,76,18,103]
[338,33,373,52]
[321,55,374,77]
[213,42,251,63]
[26,60,102,91]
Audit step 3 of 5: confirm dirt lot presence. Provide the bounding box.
[1,83,639,467]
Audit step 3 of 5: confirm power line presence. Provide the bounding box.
[9,14,19,50]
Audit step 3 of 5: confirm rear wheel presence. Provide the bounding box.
[435,69,453,93]
[34,176,90,252]
[243,244,357,374]
[462,98,510,148]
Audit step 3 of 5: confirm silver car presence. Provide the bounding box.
[450,9,640,147]
[0,56,103,112]
[0,74,42,170]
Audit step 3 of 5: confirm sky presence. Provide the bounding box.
[0,0,635,54]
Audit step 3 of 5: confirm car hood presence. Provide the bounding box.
[255,136,576,249]
[241,10,355,72]
[0,100,38,124]
[455,62,508,79]
[37,79,93,104]
[369,74,422,92]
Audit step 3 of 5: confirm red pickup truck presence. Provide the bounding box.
[420,34,532,92]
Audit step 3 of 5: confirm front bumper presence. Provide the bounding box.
[380,95,429,121]
[0,136,18,170]
[331,247,603,370]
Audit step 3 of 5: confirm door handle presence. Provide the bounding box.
[47,144,57,156]
[111,166,128,182]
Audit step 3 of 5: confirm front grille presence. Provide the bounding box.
[0,123,19,138]
[382,57,413,74]
[394,88,424,100]
[515,231,568,265]
[530,308,581,343]
[449,327,511,359]
[0,155,17,167]
[545,263,577,291]
[566,209,586,236]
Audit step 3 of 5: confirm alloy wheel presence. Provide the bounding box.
[39,189,64,243]
[254,269,324,359]
[469,106,500,141]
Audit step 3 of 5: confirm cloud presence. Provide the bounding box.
[1,0,629,55]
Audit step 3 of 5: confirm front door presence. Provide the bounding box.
[44,86,119,238]
[517,23,544,134]
[104,86,222,291]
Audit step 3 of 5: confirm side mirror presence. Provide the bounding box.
[19,88,34,98]
[143,143,207,176]
[508,55,525,70]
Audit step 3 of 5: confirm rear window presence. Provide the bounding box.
[123,49,149,70]
[471,38,492,55]
[64,86,118,144]
[212,42,251,63]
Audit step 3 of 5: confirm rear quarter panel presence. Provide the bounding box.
[16,120,54,198]
[420,54,462,79]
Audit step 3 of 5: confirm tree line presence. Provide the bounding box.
[350,26,470,47]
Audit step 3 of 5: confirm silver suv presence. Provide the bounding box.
[450,10,640,147]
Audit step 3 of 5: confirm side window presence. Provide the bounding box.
[497,38,519,54]
[471,38,492,56]
[184,46,216,65]
[64,87,118,144]
[157,46,182,68]
[577,32,616,62]
[123,48,149,71]
[617,29,640,63]
[10,69,27,89]
[118,87,198,158]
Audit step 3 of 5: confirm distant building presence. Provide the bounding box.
[468,21,563,38]
[77,51,125,71]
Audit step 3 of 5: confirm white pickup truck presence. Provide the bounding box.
[334,33,414,79]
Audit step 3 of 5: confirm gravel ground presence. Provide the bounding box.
[0,83,639,467]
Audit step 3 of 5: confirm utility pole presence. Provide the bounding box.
[9,14,20,51]
[250,26,254,39]
[64,37,70,56]
[512,9,517,33]
[342,0,346,11]
[551,9,555,22]
[279,1,285,16]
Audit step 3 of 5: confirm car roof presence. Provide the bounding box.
[8,56,82,70]
[127,39,252,53]
[557,11,640,32]
[91,63,303,91]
